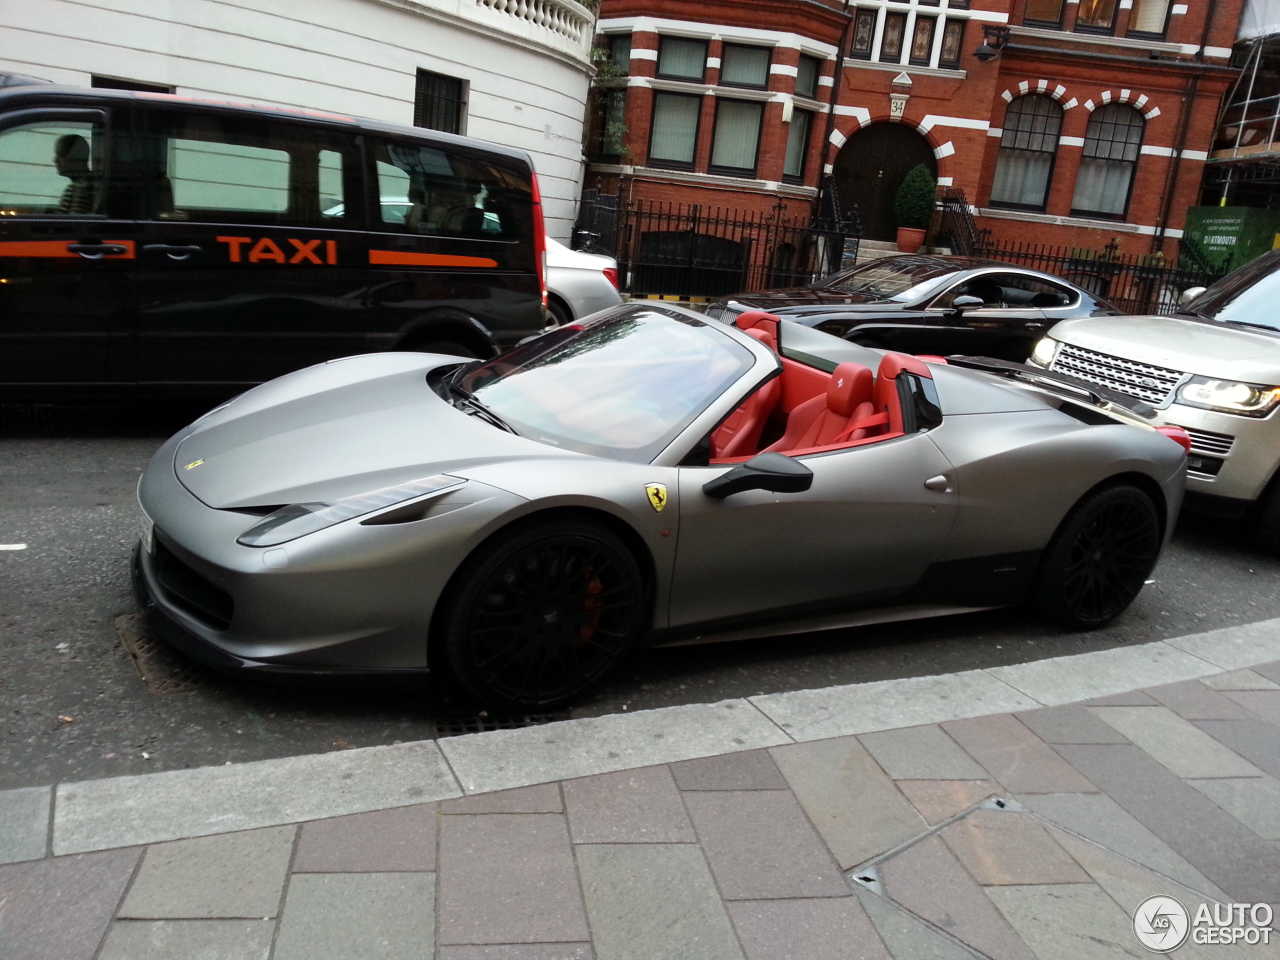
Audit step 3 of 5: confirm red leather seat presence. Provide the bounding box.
[873,352,934,434]
[710,328,780,459]
[763,361,878,454]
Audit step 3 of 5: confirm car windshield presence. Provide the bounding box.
[1183,251,1280,333]
[819,258,959,299]
[458,306,755,462]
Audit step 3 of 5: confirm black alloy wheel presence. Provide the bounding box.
[440,520,646,710]
[409,339,479,358]
[1032,485,1161,629]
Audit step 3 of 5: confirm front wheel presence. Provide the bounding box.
[1031,484,1161,629]
[438,519,647,711]
[406,339,480,358]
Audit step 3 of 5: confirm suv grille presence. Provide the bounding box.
[1050,344,1183,404]
[1182,427,1235,457]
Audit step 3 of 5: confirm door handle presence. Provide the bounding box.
[66,242,128,259]
[1025,321,1045,330]
[924,474,952,492]
[142,244,203,260]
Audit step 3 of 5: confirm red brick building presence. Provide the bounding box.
[587,0,1243,263]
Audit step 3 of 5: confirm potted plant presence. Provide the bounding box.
[894,164,936,253]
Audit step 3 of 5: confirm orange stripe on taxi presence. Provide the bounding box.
[369,250,498,269]
[0,240,137,258]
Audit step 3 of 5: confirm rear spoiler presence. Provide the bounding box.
[944,356,1156,419]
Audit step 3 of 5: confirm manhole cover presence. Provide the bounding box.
[115,613,210,695]
[435,712,568,737]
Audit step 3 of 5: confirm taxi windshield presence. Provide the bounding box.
[458,307,756,462]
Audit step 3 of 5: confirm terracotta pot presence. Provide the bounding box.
[896,227,926,253]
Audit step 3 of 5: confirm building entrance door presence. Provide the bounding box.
[833,124,937,242]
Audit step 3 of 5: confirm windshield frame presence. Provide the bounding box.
[456,305,768,464]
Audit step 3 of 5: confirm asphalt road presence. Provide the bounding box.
[3,402,1280,791]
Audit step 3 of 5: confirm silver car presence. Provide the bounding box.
[544,236,622,325]
[1028,249,1280,553]
[134,303,1188,709]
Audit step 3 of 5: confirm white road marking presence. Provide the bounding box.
[0,543,28,550]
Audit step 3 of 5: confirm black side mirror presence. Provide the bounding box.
[703,452,814,499]
[950,295,984,312]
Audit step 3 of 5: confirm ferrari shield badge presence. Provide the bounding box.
[645,482,668,513]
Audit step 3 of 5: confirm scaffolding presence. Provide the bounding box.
[1208,0,1280,196]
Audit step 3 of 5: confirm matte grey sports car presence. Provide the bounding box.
[134,303,1189,710]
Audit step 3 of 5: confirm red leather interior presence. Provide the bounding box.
[709,328,781,459]
[873,352,931,434]
[762,362,876,454]
[707,313,935,463]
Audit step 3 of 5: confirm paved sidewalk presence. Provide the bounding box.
[3,620,1280,959]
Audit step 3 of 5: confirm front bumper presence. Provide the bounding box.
[1140,403,1278,503]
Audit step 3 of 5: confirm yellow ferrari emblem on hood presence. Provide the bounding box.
[645,482,668,513]
[184,459,204,471]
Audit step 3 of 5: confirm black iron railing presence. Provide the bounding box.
[577,195,859,299]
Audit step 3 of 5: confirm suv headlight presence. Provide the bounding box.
[1176,376,1280,418]
[237,475,466,547]
[1029,337,1058,367]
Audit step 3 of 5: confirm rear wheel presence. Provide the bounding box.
[438,519,646,710]
[1032,484,1161,629]
[546,297,573,328]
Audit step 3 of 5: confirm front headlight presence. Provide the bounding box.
[1175,376,1280,418]
[237,474,466,547]
[1029,337,1059,367]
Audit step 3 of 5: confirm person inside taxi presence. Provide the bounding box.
[53,133,97,214]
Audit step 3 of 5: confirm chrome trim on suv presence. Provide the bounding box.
[1049,343,1183,405]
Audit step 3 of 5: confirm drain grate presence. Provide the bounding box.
[435,711,568,737]
[114,613,209,695]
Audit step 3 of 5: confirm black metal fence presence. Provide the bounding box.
[576,196,859,299]
[938,188,1228,315]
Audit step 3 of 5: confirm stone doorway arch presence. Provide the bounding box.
[833,124,938,242]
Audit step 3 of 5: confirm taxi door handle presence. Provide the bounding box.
[67,242,128,259]
[142,244,203,260]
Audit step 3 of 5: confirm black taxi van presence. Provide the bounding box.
[0,85,547,397]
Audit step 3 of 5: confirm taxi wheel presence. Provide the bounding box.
[1032,484,1161,629]
[439,519,646,711]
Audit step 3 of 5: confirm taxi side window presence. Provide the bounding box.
[370,138,515,240]
[0,119,108,216]
[134,109,354,226]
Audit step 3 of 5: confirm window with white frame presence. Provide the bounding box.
[649,91,702,168]
[1128,0,1171,34]
[658,37,708,81]
[783,109,813,181]
[1071,103,1144,217]
[720,44,771,88]
[796,55,822,99]
[848,4,973,71]
[990,95,1063,210]
[709,99,763,176]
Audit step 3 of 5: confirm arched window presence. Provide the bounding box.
[1071,103,1144,217]
[990,95,1063,210]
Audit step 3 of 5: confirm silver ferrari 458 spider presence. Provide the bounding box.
[134,303,1190,709]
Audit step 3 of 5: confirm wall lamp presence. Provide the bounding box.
[973,25,1011,62]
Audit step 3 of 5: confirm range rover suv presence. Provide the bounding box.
[1027,249,1280,552]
